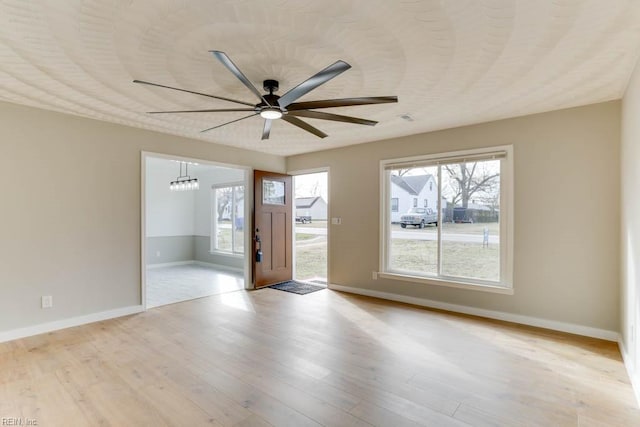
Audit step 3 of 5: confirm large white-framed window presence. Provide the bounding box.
[211,183,245,255]
[379,145,513,293]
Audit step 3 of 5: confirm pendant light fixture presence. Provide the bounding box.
[170,161,199,191]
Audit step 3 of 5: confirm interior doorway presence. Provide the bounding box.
[293,171,328,285]
[142,153,251,309]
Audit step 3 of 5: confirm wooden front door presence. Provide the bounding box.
[253,170,293,288]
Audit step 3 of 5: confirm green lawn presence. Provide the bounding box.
[389,238,499,281]
[295,233,316,241]
[295,235,327,280]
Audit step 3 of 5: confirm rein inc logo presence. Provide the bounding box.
[2,418,37,426]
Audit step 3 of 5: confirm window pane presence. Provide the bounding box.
[440,160,500,281]
[388,167,439,275]
[263,179,285,205]
[215,187,233,252]
[233,186,245,253]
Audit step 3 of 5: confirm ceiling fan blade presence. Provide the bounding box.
[262,119,272,140]
[133,80,255,107]
[200,113,259,133]
[210,51,271,106]
[287,96,398,111]
[282,115,328,138]
[148,108,255,114]
[277,60,351,108]
[287,110,377,126]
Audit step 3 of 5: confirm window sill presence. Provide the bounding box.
[377,272,514,295]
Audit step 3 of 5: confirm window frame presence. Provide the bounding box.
[211,182,245,256]
[379,145,514,294]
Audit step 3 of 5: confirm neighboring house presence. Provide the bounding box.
[295,196,328,220]
[390,174,438,222]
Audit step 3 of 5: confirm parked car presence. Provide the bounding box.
[400,207,437,228]
[296,215,312,224]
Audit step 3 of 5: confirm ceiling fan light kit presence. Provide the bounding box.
[260,108,283,120]
[134,51,398,140]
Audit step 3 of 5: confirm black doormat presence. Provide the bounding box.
[268,280,325,295]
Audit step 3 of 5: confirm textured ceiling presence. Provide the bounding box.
[1,1,640,156]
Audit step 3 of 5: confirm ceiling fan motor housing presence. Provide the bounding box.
[263,79,279,93]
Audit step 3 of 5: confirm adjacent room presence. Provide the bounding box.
[2,1,640,426]
[144,155,247,308]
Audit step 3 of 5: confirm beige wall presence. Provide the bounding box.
[0,98,623,335]
[621,59,640,391]
[0,101,284,332]
[288,102,621,332]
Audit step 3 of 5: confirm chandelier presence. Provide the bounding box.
[170,161,199,191]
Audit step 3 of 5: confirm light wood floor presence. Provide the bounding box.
[1,288,638,426]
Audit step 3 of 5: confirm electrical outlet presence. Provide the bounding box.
[331,217,342,225]
[372,271,378,280]
[41,295,53,309]
[156,251,161,257]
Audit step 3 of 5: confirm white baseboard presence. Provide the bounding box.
[619,338,640,406]
[146,260,195,269]
[329,284,619,341]
[0,305,144,344]
[146,260,243,275]
[193,260,243,274]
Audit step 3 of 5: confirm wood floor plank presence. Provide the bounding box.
[138,383,224,426]
[323,372,467,426]
[232,413,275,427]
[239,369,373,426]
[195,363,322,427]
[0,288,638,426]
[348,401,428,427]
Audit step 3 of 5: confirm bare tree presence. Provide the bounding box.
[443,162,499,208]
[310,181,321,197]
[392,169,412,177]
[216,187,232,221]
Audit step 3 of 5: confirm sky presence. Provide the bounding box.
[294,171,328,201]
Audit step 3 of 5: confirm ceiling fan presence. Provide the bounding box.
[133,51,398,140]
